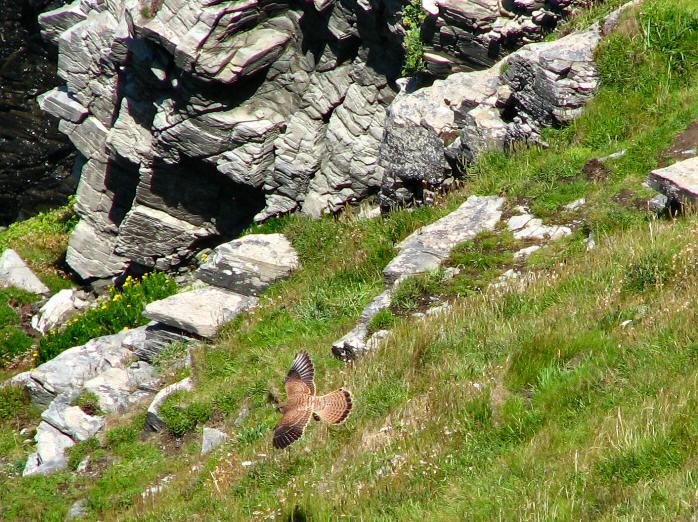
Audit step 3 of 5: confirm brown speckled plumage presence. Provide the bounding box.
[273,351,352,449]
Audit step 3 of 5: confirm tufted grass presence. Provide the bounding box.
[2,0,698,520]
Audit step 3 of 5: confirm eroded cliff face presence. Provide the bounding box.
[0,0,76,226]
[39,0,594,281]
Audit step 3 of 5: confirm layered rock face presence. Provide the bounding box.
[0,0,77,226]
[40,0,594,281]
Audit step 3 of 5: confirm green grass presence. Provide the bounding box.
[2,1,698,520]
[402,0,427,76]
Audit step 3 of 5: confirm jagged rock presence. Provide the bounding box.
[0,249,50,295]
[648,156,698,204]
[31,289,91,334]
[332,287,396,360]
[196,234,299,296]
[83,361,158,413]
[383,196,505,284]
[41,393,104,442]
[144,286,258,338]
[23,331,134,407]
[201,427,229,455]
[23,421,75,476]
[380,24,602,207]
[40,0,606,281]
[121,322,195,363]
[648,193,670,213]
[146,377,193,432]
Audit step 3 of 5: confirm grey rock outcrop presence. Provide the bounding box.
[380,25,602,208]
[23,421,76,476]
[383,195,505,284]
[39,0,598,281]
[41,393,104,442]
[334,195,504,359]
[196,234,299,296]
[0,249,50,295]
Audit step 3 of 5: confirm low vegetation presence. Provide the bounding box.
[402,0,428,76]
[37,273,178,363]
[1,0,698,520]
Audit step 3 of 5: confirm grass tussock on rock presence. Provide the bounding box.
[1,0,698,520]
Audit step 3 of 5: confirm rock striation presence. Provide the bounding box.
[38,0,600,281]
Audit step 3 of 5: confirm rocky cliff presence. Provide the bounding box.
[38,0,594,281]
[0,0,77,226]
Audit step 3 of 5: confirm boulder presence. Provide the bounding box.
[31,289,91,334]
[23,421,75,476]
[144,286,258,338]
[201,427,229,455]
[195,234,299,296]
[24,331,134,407]
[146,377,194,432]
[41,393,105,442]
[82,361,158,413]
[648,156,698,204]
[0,249,50,295]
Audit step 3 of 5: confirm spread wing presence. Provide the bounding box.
[273,405,312,449]
[285,351,315,398]
[313,389,353,424]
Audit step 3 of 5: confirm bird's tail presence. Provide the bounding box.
[314,389,353,424]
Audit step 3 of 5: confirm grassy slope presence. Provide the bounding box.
[0,206,76,376]
[2,0,698,519]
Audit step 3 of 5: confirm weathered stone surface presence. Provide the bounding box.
[508,213,572,240]
[41,393,104,442]
[24,331,134,407]
[31,289,91,334]
[65,499,89,521]
[196,234,299,295]
[383,196,505,284]
[23,421,75,476]
[380,24,603,207]
[146,377,193,432]
[201,427,229,455]
[41,0,606,281]
[0,249,50,294]
[144,286,258,338]
[648,157,698,204]
[332,287,395,361]
[122,322,195,363]
[83,361,158,413]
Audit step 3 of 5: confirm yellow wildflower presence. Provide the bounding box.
[113,294,122,302]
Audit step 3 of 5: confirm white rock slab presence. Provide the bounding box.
[0,249,50,294]
[41,394,104,442]
[383,196,505,284]
[23,421,75,476]
[144,286,258,338]
[31,288,91,334]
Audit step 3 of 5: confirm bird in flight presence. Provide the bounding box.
[273,351,353,449]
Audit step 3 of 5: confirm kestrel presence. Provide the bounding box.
[273,351,353,449]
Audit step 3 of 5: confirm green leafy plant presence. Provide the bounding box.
[159,392,213,437]
[37,272,178,363]
[402,0,428,76]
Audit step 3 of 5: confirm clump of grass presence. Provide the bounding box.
[0,386,32,422]
[67,438,100,471]
[445,230,518,295]
[368,308,397,333]
[37,273,177,363]
[623,249,673,292]
[159,392,213,437]
[391,270,446,313]
[73,391,102,417]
